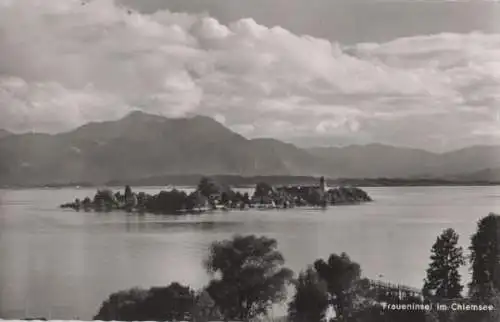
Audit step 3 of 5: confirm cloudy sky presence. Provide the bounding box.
[0,0,499,151]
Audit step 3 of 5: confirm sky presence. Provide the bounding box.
[0,0,499,151]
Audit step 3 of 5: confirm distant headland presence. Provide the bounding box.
[8,174,500,190]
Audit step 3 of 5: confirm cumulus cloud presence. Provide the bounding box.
[0,0,499,150]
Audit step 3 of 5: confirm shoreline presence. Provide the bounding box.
[2,183,500,190]
[3,179,500,190]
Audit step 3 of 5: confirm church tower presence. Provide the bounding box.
[319,176,326,194]
[319,176,327,207]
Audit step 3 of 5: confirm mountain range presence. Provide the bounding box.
[451,167,500,182]
[306,144,500,179]
[0,111,499,186]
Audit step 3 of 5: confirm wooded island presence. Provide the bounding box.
[60,176,372,214]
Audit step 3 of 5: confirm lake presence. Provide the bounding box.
[1,186,499,319]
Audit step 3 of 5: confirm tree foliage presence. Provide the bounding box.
[469,213,500,299]
[124,185,132,198]
[93,283,195,321]
[254,182,274,198]
[191,290,223,322]
[145,189,189,213]
[141,283,195,321]
[314,252,361,321]
[197,177,221,198]
[305,189,323,206]
[345,305,438,322]
[288,267,330,322]
[423,228,465,299]
[93,288,149,321]
[93,189,118,207]
[204,235,293,321]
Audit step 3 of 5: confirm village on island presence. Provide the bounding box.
[60,176,373,214]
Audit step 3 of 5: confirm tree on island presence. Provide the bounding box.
[423,228,465,299]
[288,267,330,322]
[145,189,189,213]
[314,252,361,321]
[469,213,500,300]
[220,191,229,205]
[305,189,323,206]
[197,177,220,198]
[124,185,132,198]
[204,235,293,321]
[254,182,274,198]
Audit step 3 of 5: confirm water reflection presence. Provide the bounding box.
[121,217,241,233]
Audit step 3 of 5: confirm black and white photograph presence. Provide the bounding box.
[1,0,500,321]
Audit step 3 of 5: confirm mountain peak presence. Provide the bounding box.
[193,114,217,121]
[121,110,164,122]
[121,111,222,126]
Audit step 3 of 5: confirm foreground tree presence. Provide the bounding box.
[469,213,500,299]
[94,283,195,321]
[423,228,465,299]
[140,283,195,321]
[93,288,150,321]
[288,267,330,322]
[314,252,361,321]
[191,290,223,322]
[453,290,500,322]
[346,305,438,322]
[204,235,293,321]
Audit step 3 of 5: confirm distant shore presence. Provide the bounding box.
[2,175,500,189]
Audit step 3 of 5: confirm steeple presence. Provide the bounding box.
[320,176,326,194]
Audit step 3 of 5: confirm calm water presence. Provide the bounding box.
[1,186,500,319]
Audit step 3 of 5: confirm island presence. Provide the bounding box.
[60,176,372,214]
